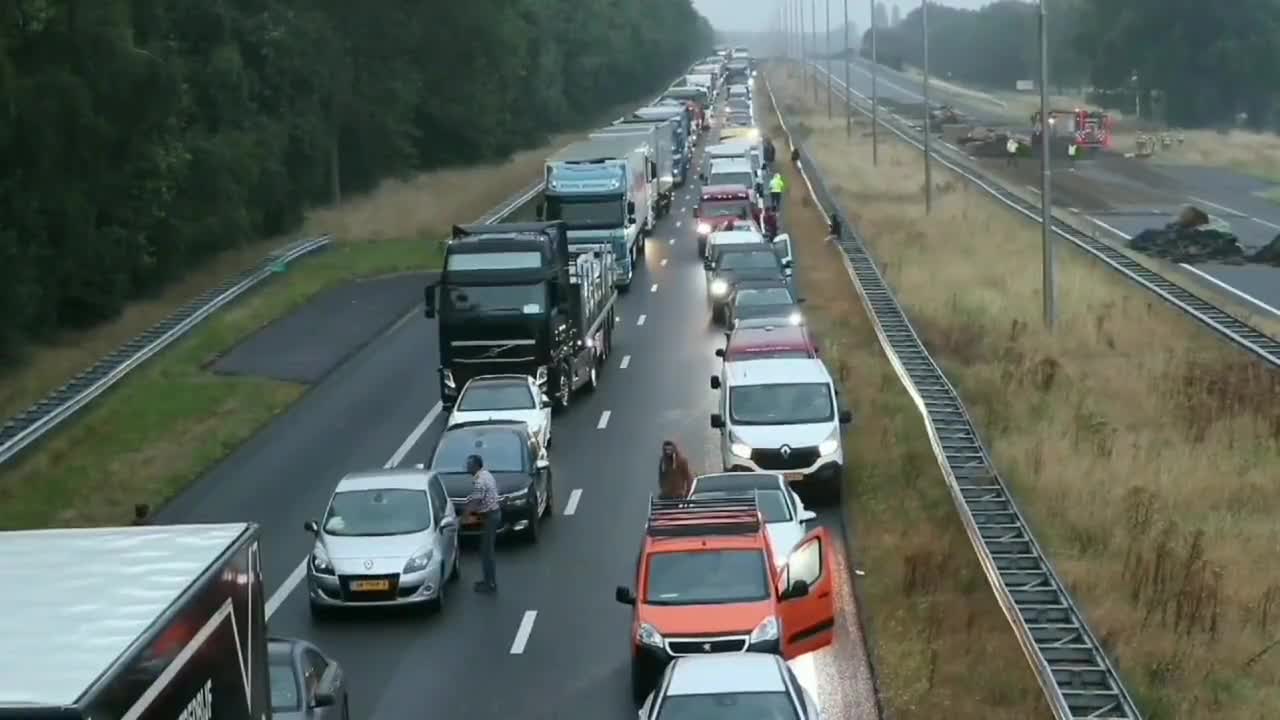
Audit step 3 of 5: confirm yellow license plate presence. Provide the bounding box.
[350,579,390,592]
[784,472,805,482]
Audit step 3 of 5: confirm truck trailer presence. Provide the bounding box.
[628,105,692,182]
[0,523,272,720]
[542,137,655,288]
[591,124,675,216]
[425,221,617,410]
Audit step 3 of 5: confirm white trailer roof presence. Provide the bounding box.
[0,523,250,707]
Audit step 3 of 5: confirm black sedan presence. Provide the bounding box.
[269,636,350,720]
[725,279,805,329]
[430,420,554,543]
[705,245,792,323]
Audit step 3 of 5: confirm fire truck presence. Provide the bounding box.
[1032,108,1112,151]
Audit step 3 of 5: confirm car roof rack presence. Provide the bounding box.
[646,494,761,538]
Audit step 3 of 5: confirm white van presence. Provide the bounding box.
[709,358,852,494]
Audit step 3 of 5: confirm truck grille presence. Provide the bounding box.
[666,636,749,655]
[751,446,819,470]
[338,574,401,602]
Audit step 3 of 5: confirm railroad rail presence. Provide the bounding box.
[808,62,1280,370]
[0,180,545,468]
[764,73,1143,719]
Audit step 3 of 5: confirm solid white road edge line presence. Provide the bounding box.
[265,401,445,618]
[563,489,583,516]
[509,610,538,654]
[620,355,631,369]
[596,410,611,430]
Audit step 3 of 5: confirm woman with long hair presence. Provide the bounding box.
[657,440,695,499]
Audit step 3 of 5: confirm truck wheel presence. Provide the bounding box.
[554,361,572,411]
[586,363,599,392]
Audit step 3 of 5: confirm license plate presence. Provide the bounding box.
[350,579,390,592]
[784,472,805,482]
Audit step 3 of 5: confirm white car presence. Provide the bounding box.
[447,374,551,449]
[688,472,816,567]
[639,652,823,719]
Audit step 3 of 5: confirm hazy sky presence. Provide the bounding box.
[693,0,998,33]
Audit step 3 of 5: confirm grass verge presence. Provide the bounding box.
[759,76,1050,718]
[0,100,641,530]
[769,63,1280,718]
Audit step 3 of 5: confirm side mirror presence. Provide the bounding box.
[615,586,636,605]
[541,393,551,405]
[839,409,853,424]
[535,202,545,220]
[692,206,700,217]
[699,173,707,182]
[627,200,636,215]
[710,413,725,429]
[303,520,319,534]
[798,509,818,522]
[312,664,341,708]
[703,260,714,271]
[714,348,725,358]
[782,258,793,268]
[773,233,790,244]
[440,516,457,529]
[536,457,551,470]
[779,578,811,601]
[710,375,721,390]
[423,285,436,319]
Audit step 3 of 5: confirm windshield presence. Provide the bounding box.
[446,251,542,271]
[701,200,750,219]
[547,197,624,227]
[717,251,781,272]
[710,171,755,188]
[442,283,545,314]
[730,383,834,425]
[322,489,432,536]
[735,288,793,306]
[432,429,526,472]
[691,490,792,523]
[269,663,300,712]
[657,692,799,720]
[645,549,769,605]
[458,382,535,411]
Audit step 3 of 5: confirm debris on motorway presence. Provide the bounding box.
[1127,205,1280,265]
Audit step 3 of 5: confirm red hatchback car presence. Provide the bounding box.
[715,323,819,362]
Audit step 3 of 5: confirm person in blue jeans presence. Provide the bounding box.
[464,454,501,593]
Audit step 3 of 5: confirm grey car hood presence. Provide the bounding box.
[320,531,434,575]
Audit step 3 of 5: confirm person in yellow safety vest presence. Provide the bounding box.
[1067,142,1078,164]
[768,172,786,211]
[1006,137,1018,166]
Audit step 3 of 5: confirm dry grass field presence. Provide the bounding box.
[768,63,1280,719]
[758,78,1050,718]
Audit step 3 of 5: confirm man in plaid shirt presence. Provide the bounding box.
[464,454,501,593]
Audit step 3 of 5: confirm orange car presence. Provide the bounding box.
[614,495,837,704]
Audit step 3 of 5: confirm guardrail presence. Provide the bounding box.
[803,61,1280,370]
[764,71,1143,719]
[0,179,548,469]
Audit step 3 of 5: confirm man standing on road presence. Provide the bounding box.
[464,454,501,594]
[1006,136,1019,166]
[658,440,695,499]
[1067,141,1078,166]
[762,137,777,172]
[768,172,786,211]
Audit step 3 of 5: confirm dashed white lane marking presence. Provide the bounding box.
[676,221,683,228]
[669,237,677,245]
[620,354,632,369]
[637,314,647,325]
[509,611,538,654]
[1189,194,1280,229]
[661,258,668,266]
[650,283,659,293]
[596,410,611,429]
[266,401,445,618]
[564,489,583,516]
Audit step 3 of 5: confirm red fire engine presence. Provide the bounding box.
[1032,108,1112,149]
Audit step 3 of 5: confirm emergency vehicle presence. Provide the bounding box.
[694,184,760,257]
[1032,108,1112,150]
[614,495,838,705]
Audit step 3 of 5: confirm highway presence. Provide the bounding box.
[822,56,1280,316]
[154,104,873,718]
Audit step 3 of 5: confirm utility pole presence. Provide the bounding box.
[921,0,932,212]
[799,0,806,85]
[844,0,851,136]
[870,0,879,164]
[811,0,818,103]
[1039,0,1056,329]
[825,0,832,118]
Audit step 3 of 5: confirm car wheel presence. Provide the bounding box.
[448,542,460,582]
[524,499,540,544]
[342,695,350,720]
[542,472,554,520]
[630,661,654,707]
[586,364,599,392]
[426,565,445,613]
[308,601,332,623]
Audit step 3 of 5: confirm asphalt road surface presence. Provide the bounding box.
[155,109,872,718]
[824,58,1280,317]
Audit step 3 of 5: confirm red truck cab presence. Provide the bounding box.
[695,184,759,257]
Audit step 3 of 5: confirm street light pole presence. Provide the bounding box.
[870,0,879,164]
[826,0,832,118]
[844,0,851,136]
[921,0,932,213]
[799,0,806,85]
[811,0,818,103]
[1039,0,1056,329]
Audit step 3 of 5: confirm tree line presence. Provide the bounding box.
[859,0,1280,130]
[0,0,713,363]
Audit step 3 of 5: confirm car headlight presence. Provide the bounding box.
[710,279,729,296]
[637,623,665,649]
[750,615,779,644]
[403,548,434,574]
[697,222,712,234]
[310,545,334,575]
[788,311,803,325]
[819,429,841,457]
[730,440,752,458]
